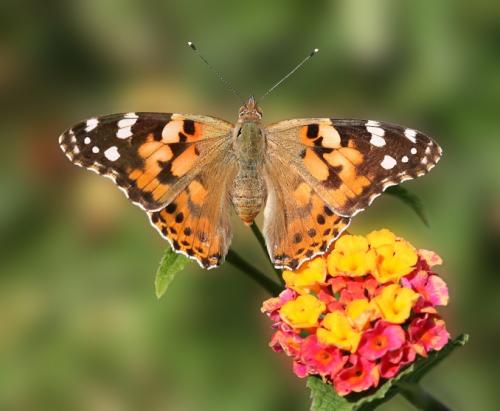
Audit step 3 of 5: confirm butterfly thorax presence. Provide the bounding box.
[230,97,267,225]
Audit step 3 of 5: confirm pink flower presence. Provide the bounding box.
[293,361,308,378]
[269,330,302,357]
[402,270,449,306]
[317,288,343,312]
[300,335,347,377]
[333,355,380,396]
[418,249,443,268]
[379,343,416,378]
[261,289,297,323]
[409,315,450,356]
[329,276,348,293]
[358,321,406,360]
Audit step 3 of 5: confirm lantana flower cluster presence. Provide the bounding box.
[261,229,450,396]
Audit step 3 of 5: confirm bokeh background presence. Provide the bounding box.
[1,1,499,410]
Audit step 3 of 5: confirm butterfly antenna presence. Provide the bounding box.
[258,48,319,102]
[187,41,245,104]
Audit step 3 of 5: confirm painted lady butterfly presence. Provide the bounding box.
[59,95,442,270]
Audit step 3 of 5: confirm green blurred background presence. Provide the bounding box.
[1,1,499,410]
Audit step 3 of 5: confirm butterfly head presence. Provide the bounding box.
[238,96,263,121]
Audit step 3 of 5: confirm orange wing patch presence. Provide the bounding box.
[171,145,199,177]
[303,149,329,181]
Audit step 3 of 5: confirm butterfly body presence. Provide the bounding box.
[231,97,267,224]
[59,97,442,270]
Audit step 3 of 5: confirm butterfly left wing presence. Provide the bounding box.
[265,118,442,218]
[59,112,237,269]
[148,157,237,269]
[59,112,233,211]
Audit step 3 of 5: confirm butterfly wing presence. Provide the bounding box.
[59,112,236,268]
[59,112,233,210]
[148,159,237,269]
[266,118,442,217]
[263,160,350,270]
[264,118,442,269]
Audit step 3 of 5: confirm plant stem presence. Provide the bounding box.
[398,382,450,411]
[250,223,284,284]
[226,249,282,295]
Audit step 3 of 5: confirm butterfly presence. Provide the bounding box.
[59,96,442,270]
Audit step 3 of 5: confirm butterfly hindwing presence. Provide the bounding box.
[148,159,237,269]
[263,156,350,270]
[266,118,442,217]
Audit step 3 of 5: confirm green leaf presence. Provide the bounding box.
[154,247,190,299]
[385,186,430,227]
[308,334,468,411]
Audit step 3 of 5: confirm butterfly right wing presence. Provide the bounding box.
[263,158,350,270]
[265,118,442,217]
[263,117,441,270]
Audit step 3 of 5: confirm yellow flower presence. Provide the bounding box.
[374,284,419,324]
[279,295,326,328]
[345,298,379,330]
[327,235,374,277]
[366,229,396,249]
[317,311,362,352]
[283,257,326,294]
[335,235,369,254]
[374,240,418,283]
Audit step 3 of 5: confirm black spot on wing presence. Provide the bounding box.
[306,124,319,138]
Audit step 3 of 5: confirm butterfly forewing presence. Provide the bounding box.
[266,118,442,218]
[59,112,233,211]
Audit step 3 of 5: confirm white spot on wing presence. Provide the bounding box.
[104,146,120,161]
[118,117,137,128]
[92,146,99,153]
[370,134,386,147]
[366,120,380,127]
[84,137,91,145]
[116,115,138,139]
[367,126,385,137]
[402,155,409,163]
[381,155,397,170]
[117,128,133,139]
[404,128,417,143]
[85,118,98,132]
[411,147,417,155]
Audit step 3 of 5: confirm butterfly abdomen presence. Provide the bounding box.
[230,121,266,225]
